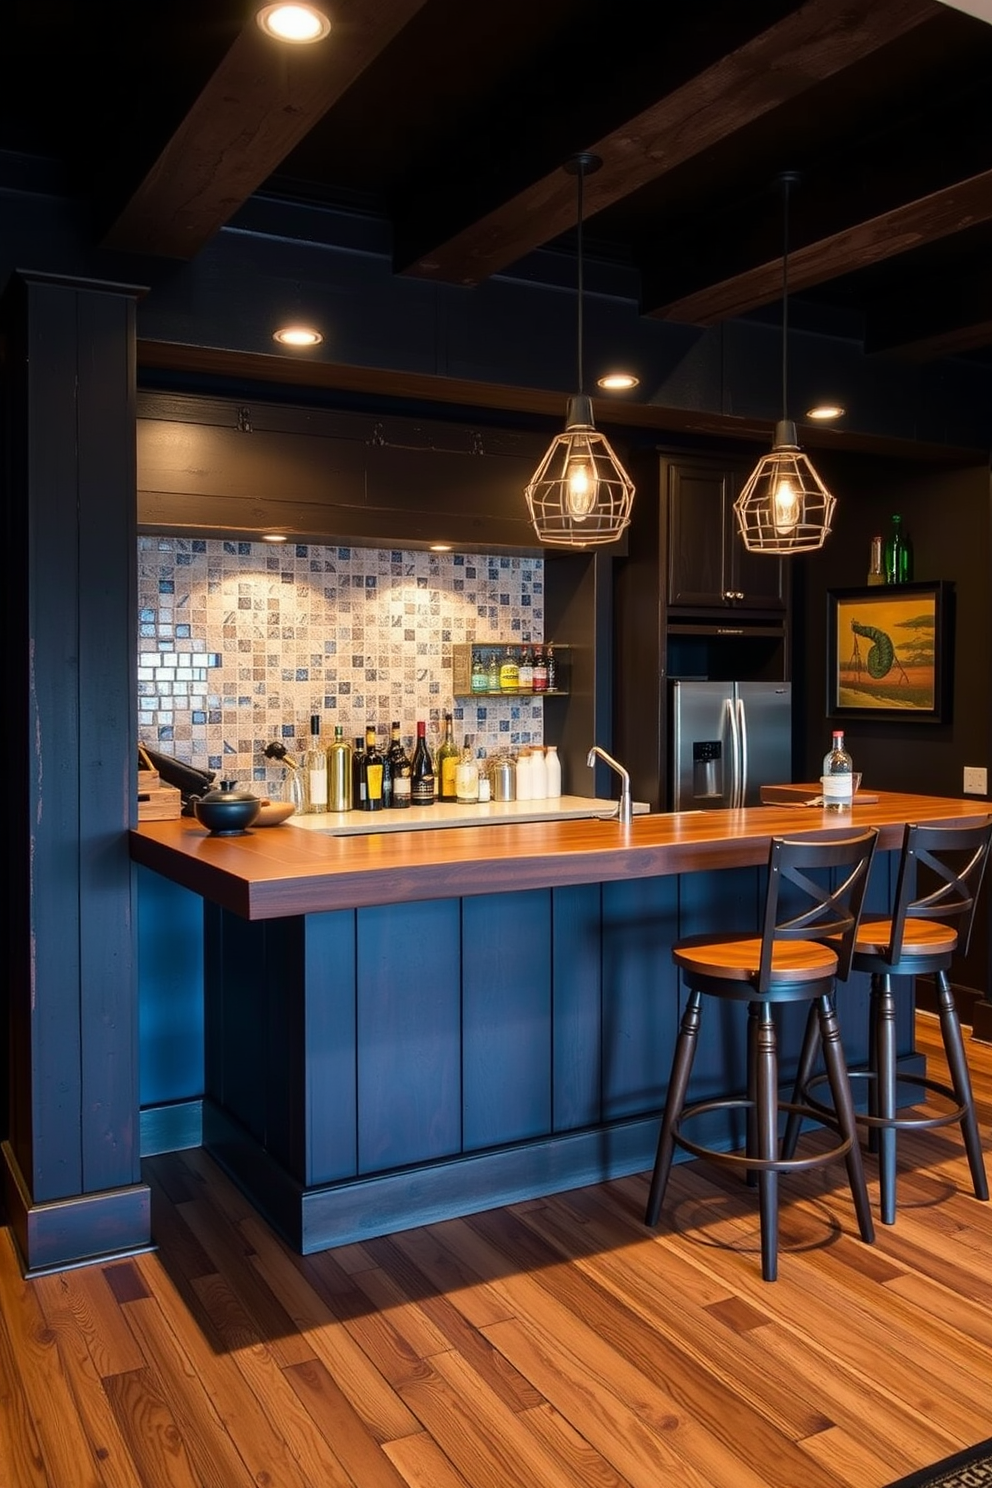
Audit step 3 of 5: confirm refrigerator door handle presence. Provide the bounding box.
[736,696,749,808]
[727,697,742,809]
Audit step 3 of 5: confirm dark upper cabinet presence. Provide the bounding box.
[665,455,786,613]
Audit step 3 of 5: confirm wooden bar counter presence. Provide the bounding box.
[130,793,990,1253]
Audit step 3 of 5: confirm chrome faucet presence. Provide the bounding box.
[587,746,633,826]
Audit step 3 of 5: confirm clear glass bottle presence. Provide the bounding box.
[455,737,480,803]
[361,724,384,812]
[389,723,412,808]
[545,642,557,692]
[867,534,884,586]
[435,711,460,802]
[304,713,328,813]
[517,645,534,691]
[327,725,352,812]
[471,649,488,694]
[410,720,435,806]
[822,729,854,811]
[486,647,501,692]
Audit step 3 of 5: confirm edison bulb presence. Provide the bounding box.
[565,458,596,520]
[772,476,800,534]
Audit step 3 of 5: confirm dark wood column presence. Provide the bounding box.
[1,270,151,1272]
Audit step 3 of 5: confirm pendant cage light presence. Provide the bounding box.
[525,154,635,548]
[733,173,836,556]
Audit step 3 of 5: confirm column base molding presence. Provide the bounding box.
[2,1141,153,1276]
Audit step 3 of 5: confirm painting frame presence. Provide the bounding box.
[826,580,951,723]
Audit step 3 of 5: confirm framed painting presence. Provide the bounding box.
[826,580,951,723]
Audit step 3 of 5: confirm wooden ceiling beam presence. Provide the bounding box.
[650,168,992,324]
[395,0,938,285]
[101,0,427,260]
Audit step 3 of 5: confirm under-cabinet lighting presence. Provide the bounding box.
[261,534,289,543]
[256,4,332,44]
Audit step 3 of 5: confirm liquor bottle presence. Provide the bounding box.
[352,734,366,810]
[455,737,480,803]
[517,646,534,691]
[304,714,328,813]
[379,726,393,809]
[867,534,884,586]
[486,647,501,692]
[471,649,488,694]
[499,645,519,691]
[388,722,412,808]
[532,644,548,693]
[327,725,352,812]
[884,514,913,585]
[361,724,384,811]
[410,720,435,806]
[821,729,854,812]
[436,711,460,801]
[545,643,557,692]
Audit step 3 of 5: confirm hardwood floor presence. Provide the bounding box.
[4,1012,992,1488]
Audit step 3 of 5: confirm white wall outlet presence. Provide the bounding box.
[963,766,988,796]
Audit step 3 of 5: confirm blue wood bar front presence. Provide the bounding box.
[131,795,988,1252]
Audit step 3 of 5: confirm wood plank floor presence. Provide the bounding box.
[4,1011,992,1488]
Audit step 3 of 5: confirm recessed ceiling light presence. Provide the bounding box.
[256,4,332,43]
[806,402,845,421]
[597,371,640,391]
[261,533,289,543]
[273,325,323,348]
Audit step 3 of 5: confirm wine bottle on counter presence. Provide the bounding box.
[380,726,393,809]
[304,714,328,813]
[436,712,460,801]
[410,720,435,806]
[361,724,385,811]
[327,725,352,812]
[389,723,412,808]
[352,734,366,809]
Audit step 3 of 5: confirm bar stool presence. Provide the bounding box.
[644,828,879,1281]
[787,816,992,1225]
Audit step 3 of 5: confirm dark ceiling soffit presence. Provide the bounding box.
[135,339,986,465]
[101,0,428,260]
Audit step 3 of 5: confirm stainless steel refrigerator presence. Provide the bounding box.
[671,679,792,810]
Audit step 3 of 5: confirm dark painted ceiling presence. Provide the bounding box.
[6,0,992,363]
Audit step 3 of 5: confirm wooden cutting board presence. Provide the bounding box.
[760,782,879,805]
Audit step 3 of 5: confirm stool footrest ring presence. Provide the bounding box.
[674,1096,854,1174]
[802,1070,968,1133]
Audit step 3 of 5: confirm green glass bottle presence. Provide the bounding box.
[884,514,913,585]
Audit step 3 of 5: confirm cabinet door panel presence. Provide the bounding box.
[667,463,729,608]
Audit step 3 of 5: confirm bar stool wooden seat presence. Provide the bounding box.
[786,816,992,1225]
[645,827,879,1281]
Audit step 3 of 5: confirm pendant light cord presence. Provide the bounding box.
[781,174,790,426]
[576,161,585,397]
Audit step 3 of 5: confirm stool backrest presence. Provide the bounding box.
[759,828,879,991]
[885,817,992,964]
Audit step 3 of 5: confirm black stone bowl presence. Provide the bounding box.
[192,785,261,835]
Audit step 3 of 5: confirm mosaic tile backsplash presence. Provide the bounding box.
[138,538,545,788]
